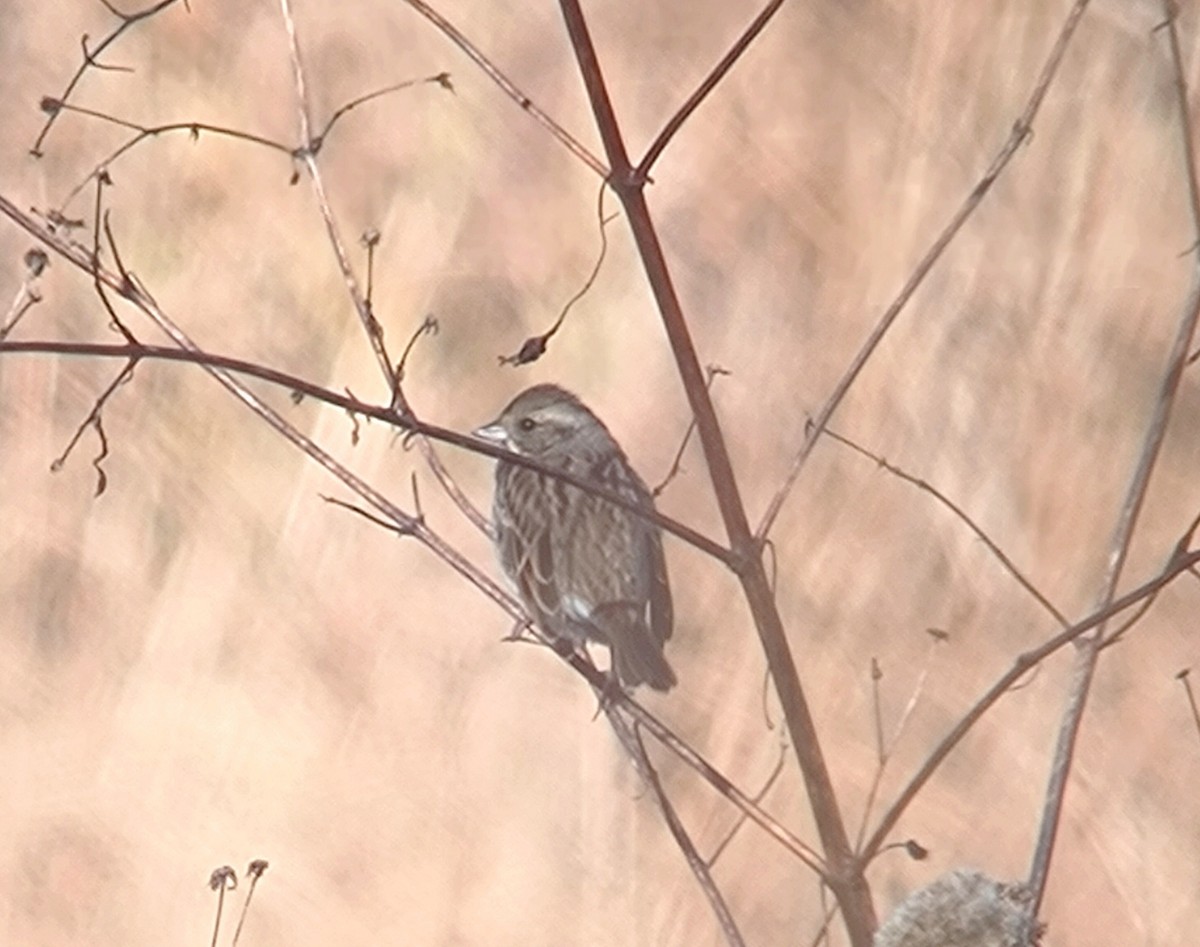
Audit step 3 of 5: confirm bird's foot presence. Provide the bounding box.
[590,671,628,720]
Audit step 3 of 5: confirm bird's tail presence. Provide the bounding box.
[615,641,677,692]
[596,604,676,692]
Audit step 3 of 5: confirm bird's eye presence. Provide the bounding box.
[518,417,537,432]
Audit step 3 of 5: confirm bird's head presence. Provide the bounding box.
[474,384,617,466]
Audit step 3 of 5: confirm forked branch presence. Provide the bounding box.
[555,0,873,942]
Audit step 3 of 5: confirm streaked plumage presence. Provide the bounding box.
[475,384,675,691]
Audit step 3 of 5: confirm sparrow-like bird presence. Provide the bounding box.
[475,384,676,691]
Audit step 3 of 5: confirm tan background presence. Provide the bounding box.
[1,0,1198,944]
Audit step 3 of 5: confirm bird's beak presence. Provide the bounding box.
[473,421,509,446]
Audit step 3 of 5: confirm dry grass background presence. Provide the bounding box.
[1,0,1198,944]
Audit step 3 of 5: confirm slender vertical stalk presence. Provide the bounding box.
[555,2,875,942]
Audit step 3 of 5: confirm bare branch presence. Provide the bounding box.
[637,0,787,180]
[278,0,396,387]
[631,724,747,947]
[756,0,1095,542]
[51,70,444,209]
[706,742,788,869]
[207,865,236,947]
[500,182,615,366]
[563,652,825,875]
[311,73,454,151]
[0,332,729,563]
[652,365,730,497]
[56,110,293,209]
[825,427,1069,628]
[1178,669,1200,748]
[31,0,184,157]
[274,0,493,549]
[399,0,608,178]
[0,249,48,340]
[853,633,945,854]
[49,360,135,496]
[231,859,269,947]
[1026,1,1200,912]
[863,540,1200,862]
[555,0,871,939]
[393,315,494,539]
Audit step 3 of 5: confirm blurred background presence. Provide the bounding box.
[1,0,1197,943]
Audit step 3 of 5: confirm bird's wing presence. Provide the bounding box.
[580,454,673,645]
[496,467,563,627]
[646,524,673,645]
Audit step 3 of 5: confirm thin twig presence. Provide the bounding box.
[555,0,868,938]
[46,177,143,493]
[57,111,293,208]
[499,182,615,366]
[863,539,1200,862]
[399,0,608,177]
[853,632,945,854]
[0,249,48,340]
[653,365,730,497]
[637,0,787,180]
[1178,669,1200,747]
[54,69,452,209]
[631,723,747,947]
[825,427,1069,627]
[278,0,395,390]
[50,361,134,496]
[870,659,886,766]
[311,73,453,150]
[396,314,439,382]
[394,316,494,540]
[208,866,236,947]
[231,859,268,946]
[1026,2,1200,914]
[706,742,788,868]
[806,898,842,947]
[31,0,183,156]
[1096,587,1161,650]
[275,0,490,546]
[756,0,1095,542]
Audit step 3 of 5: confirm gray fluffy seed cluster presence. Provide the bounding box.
[873,869,1041,947]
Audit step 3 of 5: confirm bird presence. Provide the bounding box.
[474,384,676,691]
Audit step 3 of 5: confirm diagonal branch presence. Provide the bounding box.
[0,188,723,561]
[863,540,1200,862]
[826,427,1069,628]
[637,0,787,180]
[631,723,746,947]
[1026,0,1200,914]
[399,0,608,177]
[276,0,497,550]
[555,1,873,943]
[1,336,731,564]
[756,0,1095,542]
[31,0,183,156]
